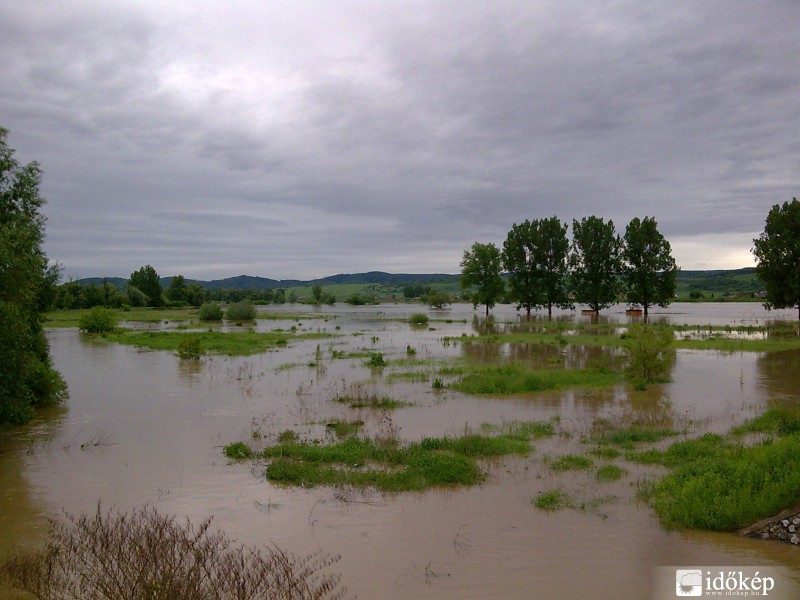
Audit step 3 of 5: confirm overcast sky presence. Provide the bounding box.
[1,1,798,281]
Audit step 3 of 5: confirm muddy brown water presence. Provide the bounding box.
[2,303,800,598]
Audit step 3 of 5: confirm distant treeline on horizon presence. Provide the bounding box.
[72,267,761,295]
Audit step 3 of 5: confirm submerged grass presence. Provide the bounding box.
[547,454,594,472]
[533,489,575,511]
[450,363,620,395]
[225,419,555,492]
[103,330,331,356]
[447,321,800,353]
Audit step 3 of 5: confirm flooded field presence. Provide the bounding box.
[2,303,800,598]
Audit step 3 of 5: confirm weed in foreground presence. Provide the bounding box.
[0,504,346,599]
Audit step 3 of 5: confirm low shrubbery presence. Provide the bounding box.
[409,313,429,325]
[226,300,257,322]
[197,302,223,321]
[78,307,118,333]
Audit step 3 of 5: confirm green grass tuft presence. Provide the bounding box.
[548,454,594,471]
[596,464,627,482]
[533,489,575,511]
[450,363,620,395]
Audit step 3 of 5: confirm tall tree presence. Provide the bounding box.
[129,265,164,307]
[569,216,622,313]
[752,198,800,320]
[502,217,572,319]
[0,128,67,424]
[622,216,677,318]
[460,242,505,316]
[166,274,188,303]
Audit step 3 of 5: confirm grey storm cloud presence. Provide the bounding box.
[1,0,798,280]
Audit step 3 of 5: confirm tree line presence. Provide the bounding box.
[461,215,678,318]
[52,270,300,310]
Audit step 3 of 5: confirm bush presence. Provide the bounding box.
[366,353,386,367]
[198,302,223,321]
[176,336,204,360]
[409,313,429,326]
[0,504,345,599]
[623,324,675,387]
[78,307,118,333]
[226,300,257,321]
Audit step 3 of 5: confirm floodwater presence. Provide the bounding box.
[1,302,800,598]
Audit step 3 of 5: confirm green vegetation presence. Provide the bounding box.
[450,363,620,395]
[224,441,253,459]
[622,323,675,388]
[78,307,119,333]
[645,435,800,531]
[333,390,411,410]
[227,420,553,492]
[621,216,677,317]
[366,353,386,367]
[225,300,257,322]
[409,313,429,325]
[730,405,800,436]
[0,128,67,424]
[596,464,627,482]
[460,242,505,316]
[176,335,205,360]
[547,454,594,471]
[593,426,676,448]
[129,264,164,308]
[325,419,364,438]
[101,330,326,356]
[752,197,800,319]
[197,302,223,321]
[425,289,451,309]
[569,216,622,313]
[533,489,575,511]
[502,217,572,319]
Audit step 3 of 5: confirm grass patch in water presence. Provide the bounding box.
[450,363,620,395]
[533,489,576,511]
[730,405,800,437]
[626,432,726,467]
[103,330,330,356]
[596,464,627,482]
[643,434,800,531]
[592,426,676,449]
[547,454,594,471]
[325,419,364,438]
[385,371,430,383]
[334,392,411,410]
[588,446,622,460]
[230,419,553,492]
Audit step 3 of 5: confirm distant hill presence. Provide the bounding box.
[74,268,762,296]
[75,272,460,291]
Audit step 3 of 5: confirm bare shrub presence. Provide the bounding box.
[1,503,347,600]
